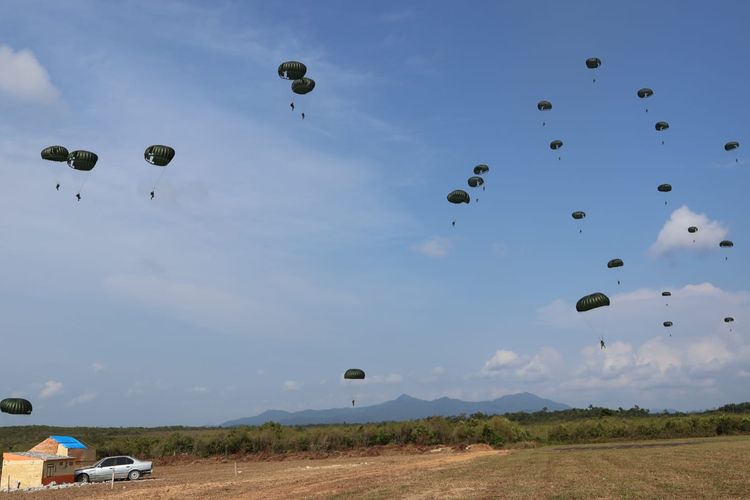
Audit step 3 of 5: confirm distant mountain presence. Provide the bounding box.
[222,392,570,427]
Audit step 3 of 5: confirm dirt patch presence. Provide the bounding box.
[17,446,506,499]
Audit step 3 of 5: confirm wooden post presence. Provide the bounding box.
[234,461,237,476]
[111,468,115,489]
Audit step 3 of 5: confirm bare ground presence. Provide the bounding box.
[7,436,750,499]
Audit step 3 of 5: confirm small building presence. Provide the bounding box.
[29,436,96,465]
[0,452,76,490]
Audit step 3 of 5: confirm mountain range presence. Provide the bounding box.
[222,392,570,427]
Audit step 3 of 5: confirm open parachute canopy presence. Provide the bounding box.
[688,226,698,234]
[576,292,610,312]
[467,176,484,188]
[473,164,489,175]
[662,291,672,297]
[637,88,654,98]
[607,258,624,269]
[724,317,734,323]
[550,140,563,150]
[663,321,673,327]
[720,240,734,248]
[278,61,307,81]
[291,77,316,95]
[344,369,365,380]
[67,150,98,171]
[657,183,672,193]
[447,189,470,204]
[585,57,601,69]
[572,211,586,220]
[144,145,175,167]
[537,100,552,111]
[0,398,32,415]
[655,121,670,131]
[724,141,740,151]
[41,145,69,162]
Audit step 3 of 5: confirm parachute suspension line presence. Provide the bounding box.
[152,166,168,192]
[77,171,92,195]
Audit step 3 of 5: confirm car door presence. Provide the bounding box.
[115,457,135,479]
[95,458,117,481]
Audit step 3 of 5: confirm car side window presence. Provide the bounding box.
[122,457,134,465]
[100,458,116,467]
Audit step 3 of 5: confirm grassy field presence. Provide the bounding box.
[334,436,750,499]
[13,435,750,499]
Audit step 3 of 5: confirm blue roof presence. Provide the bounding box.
[50,436,87,449]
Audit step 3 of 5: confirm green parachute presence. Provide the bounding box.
[344,369,365,380]
[688,226,698,233]
[724,317,734,323]
[278,61,307,80]
[657,184,672,192]
[720,240,734,261]
[637,88,654,98]
[41,146,69,162]
[637,88,653,112]
[292,78,316,95]
[572,211,586,220]
[607,259,624,285]
[537,100,552,111]
[576,292,610,312]
[662,291,671,297]
[537,100,552,125]
[585,57,601,83]
[655,121,669,144]
[473,164,489,175]
[607,258,623,268]
[447,190,470,204]
[663,321,673,327]
[725,141,740,162]
[467,176,484,188]
[0,398,32,415]
[550,140,563,150]
[67,150,98,171]
[144,145,175,167]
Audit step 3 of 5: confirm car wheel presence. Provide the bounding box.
[128,470,141,481]
[77,474,90,483]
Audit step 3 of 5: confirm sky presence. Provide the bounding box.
[0,0,748,426]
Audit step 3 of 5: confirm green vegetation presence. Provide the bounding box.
[1,404,748,464]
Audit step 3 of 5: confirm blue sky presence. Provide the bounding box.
[0,0,748,426]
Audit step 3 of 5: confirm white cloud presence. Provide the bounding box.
[283,380,301,391]
[650,206,729,256]
[0,45,59,103]
[483,349,522,371]
[482,348,562,383]
[67,393,96,407]
[92,362,105,373]
[411,237,452,257]
[39,380,63,399]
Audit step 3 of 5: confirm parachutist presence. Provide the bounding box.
[290,102,295,111]
[56,183,60,191]
[600,338,606,350]
[352,400,355,407]
[617,280,621,285]
[452,220,455,227]
[301,112,305,120]
[150,191,155,200]
[75,193,81,201]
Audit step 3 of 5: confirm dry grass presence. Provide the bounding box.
[12,436,750,499]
